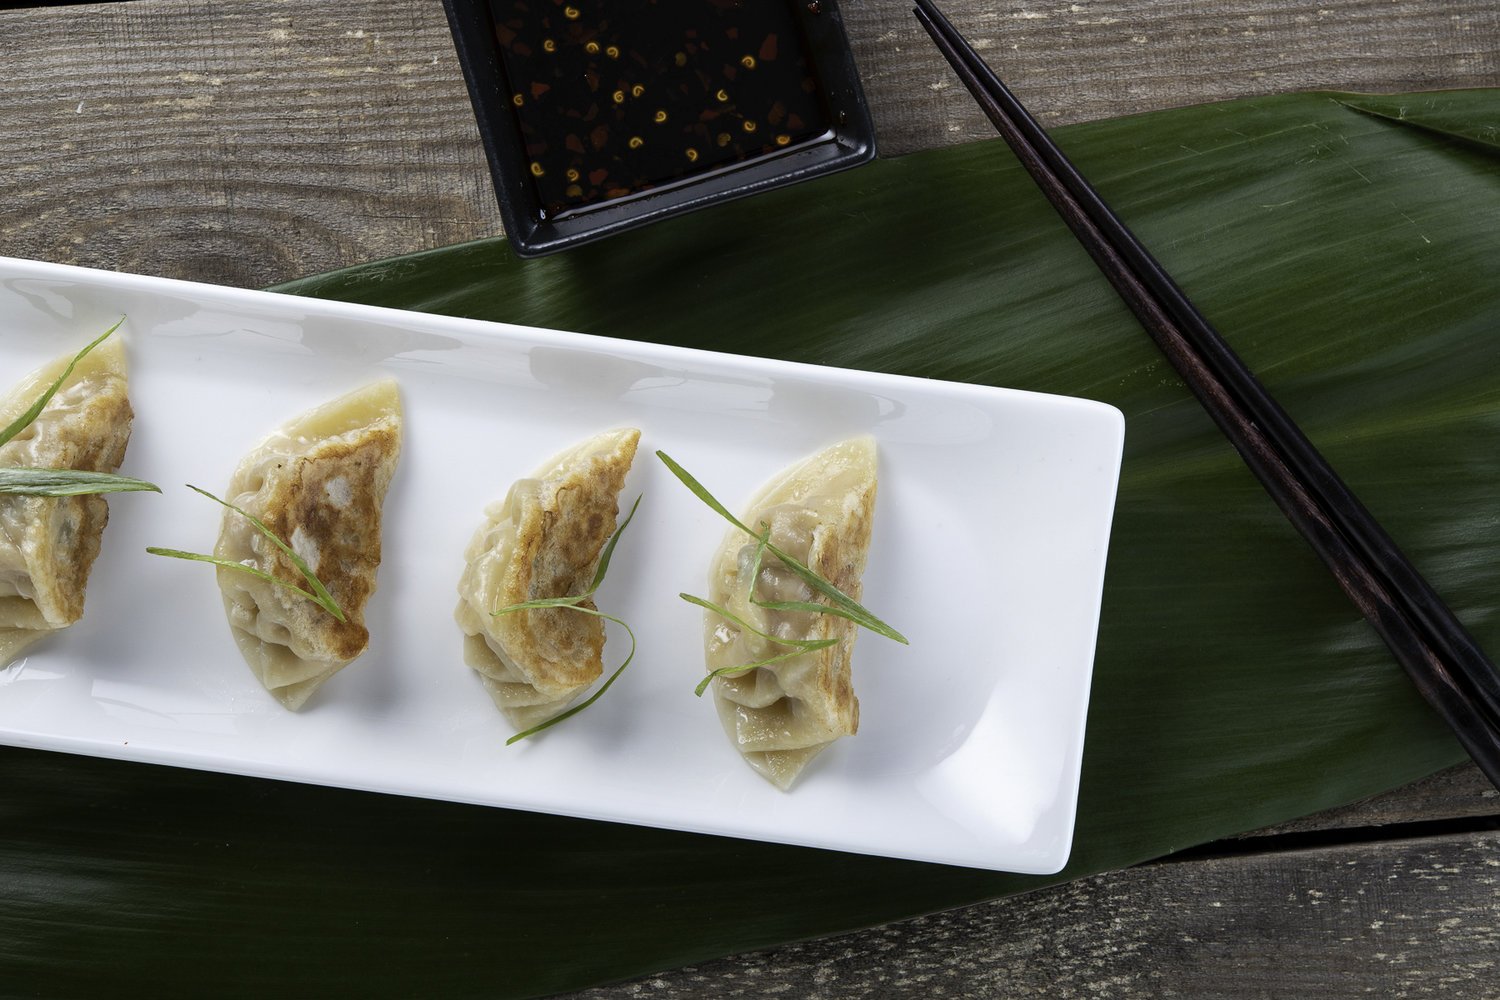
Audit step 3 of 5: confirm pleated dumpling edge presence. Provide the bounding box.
[456,427,641,733]
[703,435,878,790]
[0,336,134,666]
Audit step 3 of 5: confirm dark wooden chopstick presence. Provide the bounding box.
[912,0,1500,736]
[913,0,1500,786]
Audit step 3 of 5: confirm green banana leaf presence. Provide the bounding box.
[5,89,1499,997]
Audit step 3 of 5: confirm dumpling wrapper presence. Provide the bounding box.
[0,338,133,666]
[704,436,877,790]
[216,379,402,709]
[455,428,640,731]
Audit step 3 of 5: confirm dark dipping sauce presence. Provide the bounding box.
[490,0,834,219]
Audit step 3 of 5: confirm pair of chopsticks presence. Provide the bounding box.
[913,0,1500,789]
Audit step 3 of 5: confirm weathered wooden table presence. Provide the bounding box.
[3,1,1498,995]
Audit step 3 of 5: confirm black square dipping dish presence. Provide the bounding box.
[443,0,876,257]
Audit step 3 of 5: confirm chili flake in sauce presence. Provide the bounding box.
[491,0,833,218]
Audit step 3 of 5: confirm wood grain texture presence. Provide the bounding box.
[855,0,1500,151]
[561,830,1500,999]
[558,764,1498,997]
[0,0,1497,286]
[1250,763,1499,837]
[3,2,1499,996]
[1,0,500,287]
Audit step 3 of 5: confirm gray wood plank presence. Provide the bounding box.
[1250,763,1497,836]
[563,828,1500,998]
[857,0,1500,153]
[1,0,1497,287]
[1,0,500,287]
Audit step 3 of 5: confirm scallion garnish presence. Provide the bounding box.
[498,605,636,746]
[681,593,837,696]
[0,319,162,497]
[697,645,833,697]
[657,450,907,644]
[147,484,346,622]
[680,592,839,653]
[659,450,907,697]
[0,469,160,496]
[0,319,122,450]
[492,494,643,744]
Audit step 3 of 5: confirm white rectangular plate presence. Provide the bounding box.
[0,256,1123,874]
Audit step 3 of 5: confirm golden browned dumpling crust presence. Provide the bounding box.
[217,379,402,709]
[455,428,640,730]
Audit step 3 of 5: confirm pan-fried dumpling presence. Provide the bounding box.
[216,380,402,709]
[455,428,640,731]
[0,338,133,666]
[703,436,877,790]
